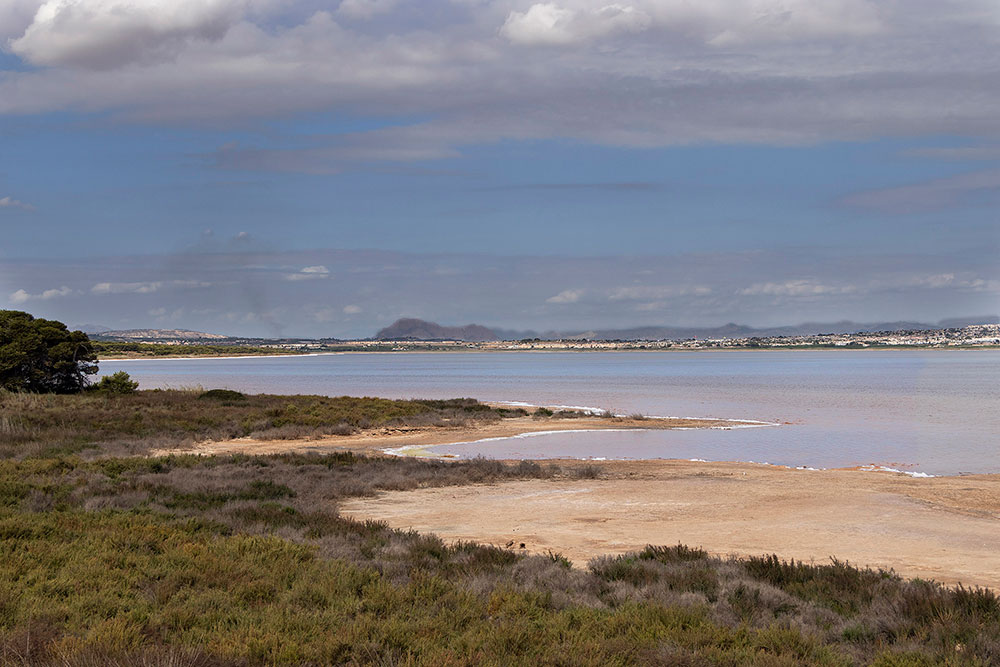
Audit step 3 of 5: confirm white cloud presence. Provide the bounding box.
[609,285,712,300]
[91,281,162,294]
[41,286,73,299]
[500,0,881,47]
[738,280,856,297]
[912,273,955,289]
[285,265,330,281]
[0,196,35,211]
[0,0,995,156]
[546,289,584,303]
[738,273,1000,301]
[9,289,31,304]
[343,304,362,314]
[501,3,650,46]
[90,279,210,293]
[894,274,1000,292]
[967,279,1000,293]
[8,285,72,303]
[0,0,41,47]
[677,0,883,46]
[10,0,256,70]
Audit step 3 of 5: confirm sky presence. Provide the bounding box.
[1,0,998,338]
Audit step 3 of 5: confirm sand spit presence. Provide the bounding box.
[341,459,1000,589]
[150,415,749,457]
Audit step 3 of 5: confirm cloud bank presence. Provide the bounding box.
[2,0,1000,165]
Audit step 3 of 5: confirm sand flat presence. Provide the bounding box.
[340,459,1000,589]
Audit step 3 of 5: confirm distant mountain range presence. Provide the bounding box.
[374,318,499,342]
[83,316,1000,343]
[373,316,1000,342]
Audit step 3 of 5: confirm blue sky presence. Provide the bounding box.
[1,0,999,337]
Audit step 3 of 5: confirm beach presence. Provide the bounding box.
[341,457,1000,589]
[149,414,756,457]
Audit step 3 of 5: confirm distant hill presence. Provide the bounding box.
[93,328,230,341]
[374,318,499,342]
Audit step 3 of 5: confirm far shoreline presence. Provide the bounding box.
[101,351,345,361]
[99,344,1000,362]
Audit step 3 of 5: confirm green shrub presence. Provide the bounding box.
[93,371,139,395]
[199,388,247,401]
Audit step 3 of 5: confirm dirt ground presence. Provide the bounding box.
[341,459,1000,589]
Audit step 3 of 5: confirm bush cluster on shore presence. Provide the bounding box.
[0,390,527,458]
[1,390,998,664]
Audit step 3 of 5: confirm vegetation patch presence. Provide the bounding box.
[198,388,247,401]
[0,390,528,458]
[0,451,997,664]
[1,387,998,664]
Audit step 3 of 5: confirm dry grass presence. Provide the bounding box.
[0,390,526,458]
[2,390,998,664]
[2,452,998,664]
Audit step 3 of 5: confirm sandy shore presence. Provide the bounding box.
[150,415,752,457]
[341,459,1000,589]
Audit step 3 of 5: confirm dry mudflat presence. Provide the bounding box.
[341,459,1000,589]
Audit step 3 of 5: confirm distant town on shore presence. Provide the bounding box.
[85,317,1000,356]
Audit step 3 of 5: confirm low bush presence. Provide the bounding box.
[199,388,246,401]
[92,371,139,395]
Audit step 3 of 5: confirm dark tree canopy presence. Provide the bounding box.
[0,310,98,393]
